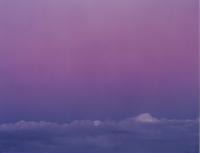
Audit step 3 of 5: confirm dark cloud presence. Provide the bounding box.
[0,113,198,153]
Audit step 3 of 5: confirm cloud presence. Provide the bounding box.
[0,113,198,153]
[133,113,159,123]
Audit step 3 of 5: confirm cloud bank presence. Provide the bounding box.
[0,113,198,153]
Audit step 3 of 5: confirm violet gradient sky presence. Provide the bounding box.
[0,0,198,122]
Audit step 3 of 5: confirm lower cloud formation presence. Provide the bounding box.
[0,113,198,153]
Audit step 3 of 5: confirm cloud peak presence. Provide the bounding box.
[134,113,159,123]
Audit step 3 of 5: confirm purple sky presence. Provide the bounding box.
[0,0,198,122]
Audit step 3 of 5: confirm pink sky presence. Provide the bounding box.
[0,0,198,122]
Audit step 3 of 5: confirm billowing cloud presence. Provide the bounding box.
[133,113,159,123]
[0,113,198,153]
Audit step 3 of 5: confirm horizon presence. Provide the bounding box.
[0,0,198,152]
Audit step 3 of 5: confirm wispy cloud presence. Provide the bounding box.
[0,113,198,153]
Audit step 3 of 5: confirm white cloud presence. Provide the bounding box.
[0,113,198,153]
[134,113,159,123]
[93,120,102,126]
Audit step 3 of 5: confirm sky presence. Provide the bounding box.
[0,0,198,123]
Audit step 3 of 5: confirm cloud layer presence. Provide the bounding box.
[0,113,198,153]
